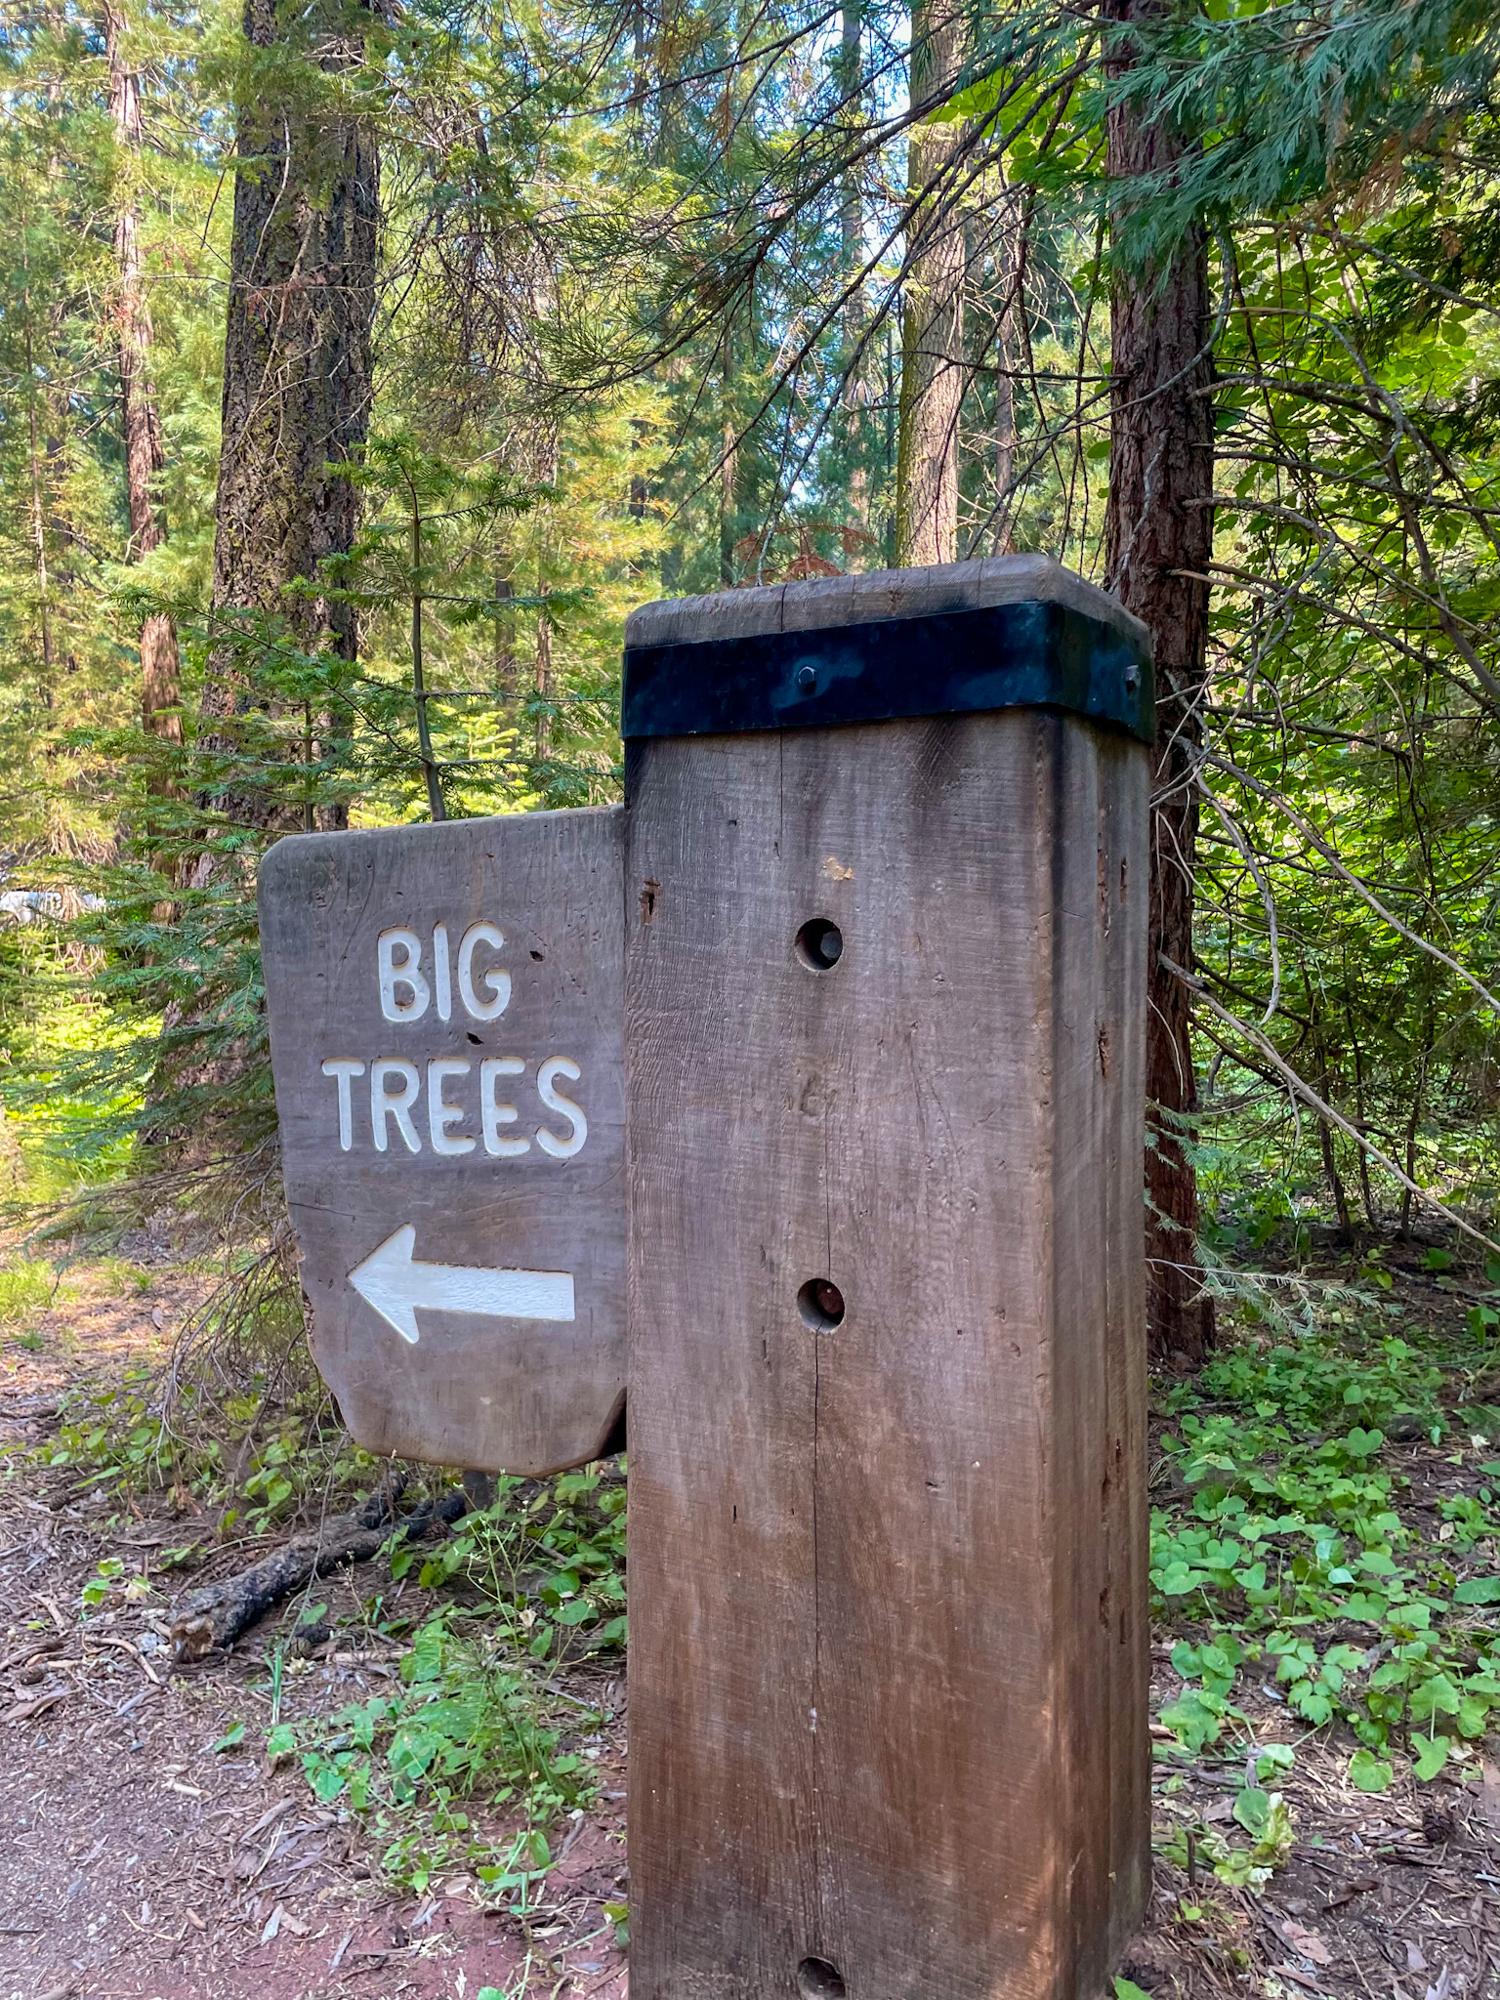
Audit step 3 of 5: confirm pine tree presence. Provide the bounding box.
[104,0,182,778]
[1103,0,1217,1362]
[189,0,380,858]
[894,0,970,564]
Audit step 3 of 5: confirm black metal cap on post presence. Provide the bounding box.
[622,553,1154,744]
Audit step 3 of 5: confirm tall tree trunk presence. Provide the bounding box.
[195,0,379,847]
[493,537,517,702]
[894,0,968,566]
[655,0,692,594]
[103,0,182,768]
[150,0,378,1143]
[23,307,55,686]
[407,484,444,823]
[716,9,755,585]
[534,595,553,764]
[990,195,1022,554]
[1104,0,1217,1363]
[837,0,869,545]
[719,308,740,585]
[533,424,558,769]
[626,0,654,567]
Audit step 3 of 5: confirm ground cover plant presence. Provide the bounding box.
[5,1234,1500,1993]
[1129,1255,1500,1991]
[265,1469,627,1902]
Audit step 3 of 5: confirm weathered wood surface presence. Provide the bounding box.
[623,550,1152,653]
[625,708,1148,2000]
[260,806,625,1477]
[1099,735,1153,1960]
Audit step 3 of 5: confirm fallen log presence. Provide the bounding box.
[170,1479,468,1660]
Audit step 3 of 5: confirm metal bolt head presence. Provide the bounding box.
[796,664,817,692]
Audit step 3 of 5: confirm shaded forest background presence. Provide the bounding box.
[1,0,1498,1351]
[6,7,1500,1973]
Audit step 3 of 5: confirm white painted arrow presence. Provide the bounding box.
[348,1224,575,1345]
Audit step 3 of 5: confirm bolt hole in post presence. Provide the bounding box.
[798,1279,845,1332]
[797,1959,846,2000]
[795,917,843,970]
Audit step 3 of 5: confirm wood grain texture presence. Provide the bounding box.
[260,805,625,1477]
[625,710,1148,2000]
[624,552,1151,655]
[1099,735,1153,1961]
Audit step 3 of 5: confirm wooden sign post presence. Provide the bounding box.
[259,807,625,1476]
[621,555,1153,2000]
[259,552,1152,2000]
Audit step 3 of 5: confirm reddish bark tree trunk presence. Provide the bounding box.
[196,0,379,841]
[894,0,968,564]
[104,0,182,767]
[837,0,871,542]
[148,0,378,1144]
[1104,0,1217,1363]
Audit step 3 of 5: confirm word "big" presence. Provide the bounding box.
[377,923,510,1024]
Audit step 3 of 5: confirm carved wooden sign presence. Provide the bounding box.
[259,556,1155,2000]
[258,806,625,1476]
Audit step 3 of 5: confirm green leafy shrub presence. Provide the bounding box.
[1153,1321,1500,1786]
[269,1612,599,1900]
[391,1465,627,1662]
[269,1467,626,1897]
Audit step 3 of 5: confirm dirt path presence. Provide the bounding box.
[0,1270,627,2000]
[6,1254,1500,1999]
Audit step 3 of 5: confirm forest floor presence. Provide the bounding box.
[0,1263,627,2000]
[1,1247,1499,1999]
